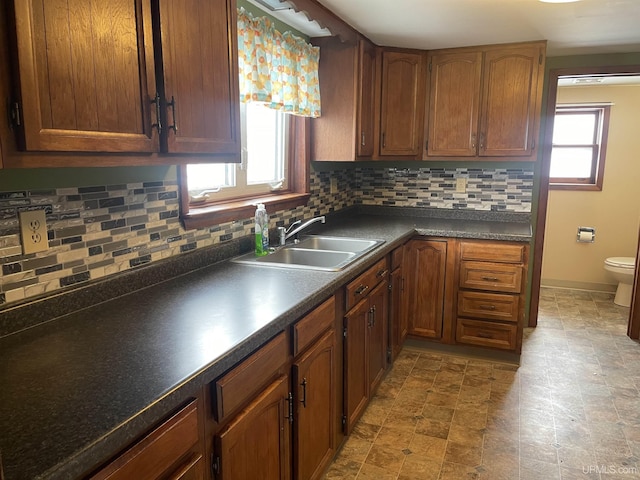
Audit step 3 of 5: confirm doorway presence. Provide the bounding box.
[529,65,640,337]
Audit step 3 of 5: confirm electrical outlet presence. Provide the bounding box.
[330,177,338,194]
[19,210,49,255]
[455,178,467,193]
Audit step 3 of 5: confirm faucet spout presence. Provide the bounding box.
[279,216,326,245]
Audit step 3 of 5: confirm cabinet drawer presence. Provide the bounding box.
[214,332,288,423]
[459,241,525,263]
[459,261,523,293]
[346,257,389,311]
[456,318,517,350]
[90,400,199,480]
[458,291,520,323]
[391,246,404,270]
[293,296,336,356]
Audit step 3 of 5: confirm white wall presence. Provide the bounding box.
[541,83,640,291]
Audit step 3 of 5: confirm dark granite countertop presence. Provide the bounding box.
[0,210,531,480]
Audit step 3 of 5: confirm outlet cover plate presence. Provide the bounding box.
[455,178,467,193]
[19,210,48,255]
[330,177,338,194]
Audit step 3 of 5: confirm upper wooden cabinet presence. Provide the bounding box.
[5,0,240,162]
[379,49,427,158]
[9,0,158,153]
[425,41,546,160]
[156,0,240,155]
[311,37,376,161]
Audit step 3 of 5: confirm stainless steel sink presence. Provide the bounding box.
[233,235,385,271]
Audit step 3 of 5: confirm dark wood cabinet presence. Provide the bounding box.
[405,239,448,339]
[5,0,240,162]
[343,259,389,433]
[455,240,529,352]
[214,375,291,480]
[90,400,204,480]
[293,329,336,480]
[389,245,408,361]
[379,50,426,158]
[156,0,240,156]
[311,38,376,161]
[9,0,158,153]
[425,41,545,160]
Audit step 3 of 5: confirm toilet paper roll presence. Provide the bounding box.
[578,231,594,242]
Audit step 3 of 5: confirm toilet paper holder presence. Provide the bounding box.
[577,226,595,243]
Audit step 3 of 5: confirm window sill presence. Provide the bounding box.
[182,192,310,230]
[549,183,602,191]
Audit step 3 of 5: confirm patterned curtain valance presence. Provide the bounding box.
[237,8,321,118]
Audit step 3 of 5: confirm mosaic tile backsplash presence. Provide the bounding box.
[0,166,532,307]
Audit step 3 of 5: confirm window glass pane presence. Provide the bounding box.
[246,103,286,185]
[553,113,596,145]
[549,147,594,178]
[186,164,235,193]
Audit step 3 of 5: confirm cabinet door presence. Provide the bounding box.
[368,281,388,394]
[293,330,336,480]
[379,51,425,156]
[11,0,158,153]
[343,299,369,434]
[157,0,240,156]
[215,375,290,480]
[479,46,542,157]
[356,40,376,157]
[389,267,407,361]
[426,52,482,157]
[406,239,447,339]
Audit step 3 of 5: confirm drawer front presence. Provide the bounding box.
[90,400,199,480]
[214,331,288,423]
[391,245,404,270]
[459,241,525,263]
[459,261,523,293]
[456,318,517,350]
[293,296,336,356]
[458,291,520,323]
[346,257,389,311]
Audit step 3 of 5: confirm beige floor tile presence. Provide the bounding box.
[325,287,637,480]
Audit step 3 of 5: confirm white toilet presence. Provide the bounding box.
[604,257,636,307]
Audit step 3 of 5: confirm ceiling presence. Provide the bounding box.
[313,0,640,56]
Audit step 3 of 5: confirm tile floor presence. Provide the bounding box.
[324,288,640,479]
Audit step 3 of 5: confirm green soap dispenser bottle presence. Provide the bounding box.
[255,203,269,256]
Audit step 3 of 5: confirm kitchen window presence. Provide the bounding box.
[180,7,320,229]
[549,105,611,191]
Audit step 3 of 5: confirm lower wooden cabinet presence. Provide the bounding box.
[293,330,337,480]
[344,260,389,433]
[405,239,449,339]
[389,244,408,361]
[214,375,291,480]
[454,240,529,353]
[90,400,203,480]
[211,297,339,480]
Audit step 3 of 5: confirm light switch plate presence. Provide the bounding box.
[19,210,49,255]
[455,178,467,193]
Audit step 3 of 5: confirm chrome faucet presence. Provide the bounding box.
[277,216,326,246]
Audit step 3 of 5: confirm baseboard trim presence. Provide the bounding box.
[541,279,616,293]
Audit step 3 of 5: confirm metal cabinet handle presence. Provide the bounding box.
[355,284,369,296]
[479,304,497,311]
[151,93,162,134]
[382,133,386,148]
[471,133,477,149]
[482,276,499,282]
[300,378,307,408]
[376,269,389,278]
[477,332,493,339]
[479,132,485,150]
[371,305,376,326]
[361,131,366,146]
[167,96,178,133]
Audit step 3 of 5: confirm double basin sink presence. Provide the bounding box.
[233,236,385,271]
